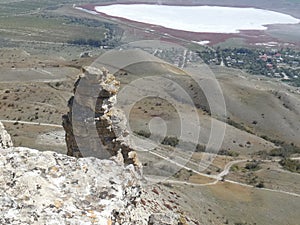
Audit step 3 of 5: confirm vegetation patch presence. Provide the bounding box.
[226,118,254,134]
[134,130,151,138]
[161,136,179,147]
[257,135,300,158]
[279,158,300,173]
[246,173,265,188]
[195,144,240,157]
[219,149,240,157]
[245,161,261,171]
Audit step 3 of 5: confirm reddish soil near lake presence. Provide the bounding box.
[79,2,299,47]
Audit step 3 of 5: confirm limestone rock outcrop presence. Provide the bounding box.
[0,122,13,149]
[62,67,137,165]
[0,67,199,225]
[0,147,189,225]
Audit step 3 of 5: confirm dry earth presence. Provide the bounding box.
[1,1,300,224]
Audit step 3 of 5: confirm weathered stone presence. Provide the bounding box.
[0,122,13,149]
[63,66,137,165]
[148,213,181,225]
[0,147,141,225]
[54,69,202,224]
[0,147,196,225]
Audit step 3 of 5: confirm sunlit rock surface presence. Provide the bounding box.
[62,67,138,165]
[0,147,190,225]
[0,68,199,225]
[0,122,13,149]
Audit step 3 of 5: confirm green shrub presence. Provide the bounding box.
[161,136,179,147]
[230,165,239,172]
[219,150,239,157]
[195,144,206,152]
[194,144,240,157]
[268,144,300,157]
[256,181,265,188]
[227,118,254,134]
[245,161,261,171]
[269,148,285,157]
[279,158,300,173]
[134,130,151,138]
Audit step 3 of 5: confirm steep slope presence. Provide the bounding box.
[93,49,277,155]
[216,66,300,147]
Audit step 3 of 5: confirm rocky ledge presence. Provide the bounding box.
[0,147,188,225]
[0,67,198,225]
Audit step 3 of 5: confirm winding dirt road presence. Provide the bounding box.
[2,119,299,197]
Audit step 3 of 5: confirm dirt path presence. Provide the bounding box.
[146,150,300,197]
[0,119,62,128]
[215,159,247,179]
[2,119,298,197]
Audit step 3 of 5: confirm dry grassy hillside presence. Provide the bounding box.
[214,66,300,147]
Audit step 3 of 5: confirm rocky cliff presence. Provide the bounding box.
[62,67,138,165]
[0,147,189,225]
[0,67,199,225]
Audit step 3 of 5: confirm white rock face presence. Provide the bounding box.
[0,122,13,149]
[0,147,186,225]
[0,147,140,224]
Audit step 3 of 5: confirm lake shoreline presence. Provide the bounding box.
[78,3,300,47]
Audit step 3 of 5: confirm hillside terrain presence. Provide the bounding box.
[0,0,300,225]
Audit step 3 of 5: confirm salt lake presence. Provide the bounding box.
[95,4,300,33]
